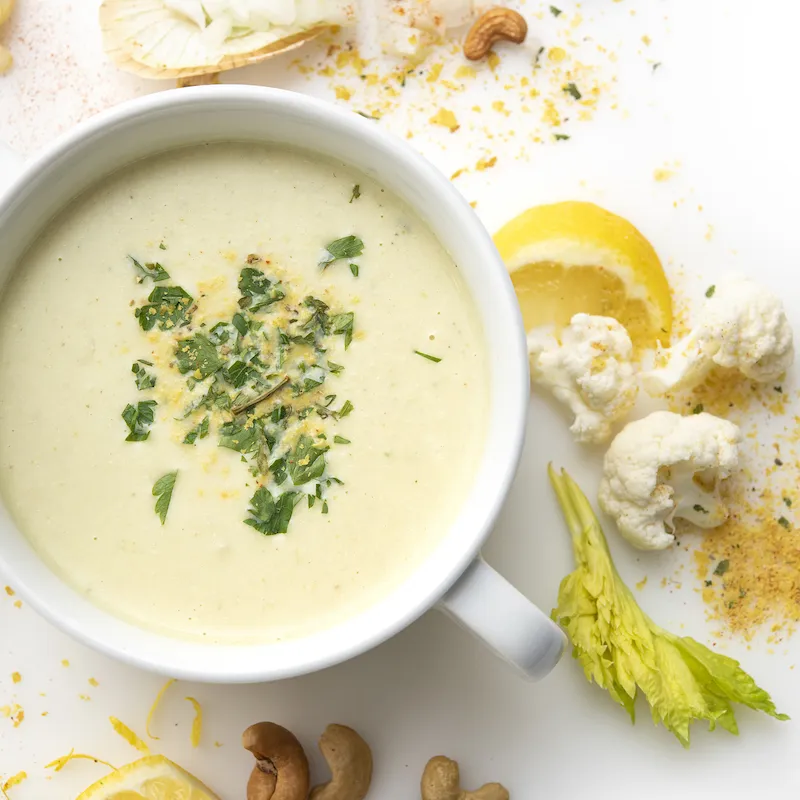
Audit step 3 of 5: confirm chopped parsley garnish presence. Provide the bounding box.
[414,350,442,362]
[349,263,359,277]
[135,286,193,331]
[128,256,169,283]
[152,471,177,525]
[692,403,704,414]
[320,236,364,269]
[331,312,355,349]
[238,267,285,312]
[287,435,328,485]
[122,400,157,442]
[339,400,354,418]
[232,313,249,337]
[349,185,361,203]
[132,360,156,390]
[159,243,167,250]
[713,559,729,576]
[244,487,298,535]
[175,334,223,379]
[778,516,791,530]
[563,82,582,100]
[693,504,708,514]
[549,5,562,15]
[554,133,570,141]
[334,435,351,444]
[705,285,716,298]
[183,416,209,445]
[784,497,792,508]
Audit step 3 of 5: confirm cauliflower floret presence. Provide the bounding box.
[528,314,638,444]
[641,276,794,395]
[598,410,741,550]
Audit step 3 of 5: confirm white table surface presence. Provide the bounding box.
[2,1,800,797]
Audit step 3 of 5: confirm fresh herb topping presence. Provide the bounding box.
[349,185,361,203]
[132,360,156,390]
[713,559,730,576]
[339,400,354,418]
[122,400,157,442]
[693,504,708,514]
[778,516,791,530]
[334,435,351,444]
[549,5,562,15]
[183,417,209,445]
[135,286,193,331]
[414,350,442,363]
[331,312,355,349]
[129,256,169,283]
[287,435,328,485]
[705,285,716,298]
[159,243,167,250]
[554,133,570,141]
[320,236,364,269]
[563,82,582,100]
[692,403,704,414]
[152,471,177,525]
[349,263,359,278]
[238,267,285,312]
[175,334,223,379]
[244,487,298,535]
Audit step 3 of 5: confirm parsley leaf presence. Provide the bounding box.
[320,236,364,269]
[232,313,249,337]
[334,435,350,444]
[288,435,328,485]
[224,360,254,389]
[338,399,354,418]
[135,286,193,331]
[152,471,177,525]
[244,487,298,535]
[128,256,170,283]
[349,184,361,203]
[238,267,284,313]
[132,360,156,390]
[713,559,729,576]
[705,285,716,298]
[330,312,355,349]
[218,419,262,454]
[122,400,157,442]
[549,5,562,15]
[349,263,359,277]
[183,416,209,445]
[175,334,223,379]
[414,350,441,362]
[554,133,570,141]
[563,82,582,100]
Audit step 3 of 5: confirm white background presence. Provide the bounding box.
[2,1,800,798]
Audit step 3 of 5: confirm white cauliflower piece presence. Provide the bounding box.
[641,276,794,395]
[598,410,741,550]
[528,314,638,444]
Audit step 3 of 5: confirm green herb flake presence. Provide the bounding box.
[122,400,157,442]
[244,487,298,535]
[349,263,359,278]
[331,312,355,349]
[778,516,791,530]
[132,360,156,390]
[349,184,361,203]
[152,471,177,525]
[334,435,351,444]
[563,82,582,100]
[705,285,716,298]
[159,243,167,251]
[232,313,249,337]
[692,404,704,414]
[183,416,210,445]
[549,5,562,15]
[414,350,442,363]
[238,267,285,312]
[288,435,328,485]
[713,559,730,576]
[128,256,170,283]
[135,286,193,331]
[554,133,570,141]
[175,334,223,379]
[693,504,709,514]
[339,400,354,418]
[784,497,792,508]
[320,236,364,269]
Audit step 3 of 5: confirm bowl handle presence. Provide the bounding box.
[438,557,566,681]
[0,141,23,190]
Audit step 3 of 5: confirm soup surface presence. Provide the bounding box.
[0,143,488,643]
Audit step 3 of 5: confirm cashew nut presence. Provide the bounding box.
[421,756,509,800]
[463,8,527,61]
[309,724,373,800]
[243,722,310,800]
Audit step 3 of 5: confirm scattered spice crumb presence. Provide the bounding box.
[3,587,13,596]
[61,660,70,668]
[476,156,497,171]
[653,168,674,182]
[429,108,460,132]
[635,576,648,591]
[88,677,99,687]
[10,672,20,684]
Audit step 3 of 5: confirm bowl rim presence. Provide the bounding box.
[0,85,529,682]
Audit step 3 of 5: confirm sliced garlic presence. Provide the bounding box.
[100,0,357,79]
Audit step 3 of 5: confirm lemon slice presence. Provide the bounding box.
[77,755,219,800]
[494,201,672,350]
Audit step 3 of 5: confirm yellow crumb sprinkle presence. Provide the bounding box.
[635,576,648,591]
[455,65,476,79]
[653,168,674,182]
[476,156,497,171]
[548,46,567,63]
[4,587,13,596]
[88,678,99,687]
[450,168,466,180]
[61,660,70,668]
[10,673,20,684]
[487,51,501,70]
[12,601,20,609]
[542,100,561,127]
[491,100,510,116]
[426,62,443,82]
[429,109,460,132]
[334,86,352,101]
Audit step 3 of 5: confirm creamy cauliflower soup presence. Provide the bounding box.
[0,143,488,643]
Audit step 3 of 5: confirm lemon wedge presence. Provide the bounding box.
[77,755,219,800]
[494,201,672,350]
